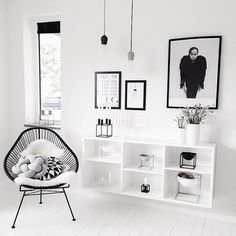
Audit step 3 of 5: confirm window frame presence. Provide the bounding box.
[37,21,61,122]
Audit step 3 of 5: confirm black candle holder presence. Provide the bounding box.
[179,152,197,169]
[141,184,150,193]
[96,119,113,138]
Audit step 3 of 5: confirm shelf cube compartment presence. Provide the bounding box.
[176,173,201,202]
[123,142,164,171]
[163,169,212,207]
[83,161,121,191]
[83,139,122,163]
[122,171,163,199]
[165,146,214,174]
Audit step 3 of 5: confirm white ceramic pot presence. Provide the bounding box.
[177,128,186,144]
[187,124,200,145]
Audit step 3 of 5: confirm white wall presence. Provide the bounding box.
[5,0,236,215]
[0,0,9,180]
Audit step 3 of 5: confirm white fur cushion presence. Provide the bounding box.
[14,171,76,187]
[21,139,64,159]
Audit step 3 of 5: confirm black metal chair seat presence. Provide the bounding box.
[3,127,79,228]
[21,183,66,190]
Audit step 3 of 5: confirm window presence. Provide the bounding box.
[37,21,61,122]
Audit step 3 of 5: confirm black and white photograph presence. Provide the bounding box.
[167,36,222,109]
[125,80,146,110]
[95,71,121,109]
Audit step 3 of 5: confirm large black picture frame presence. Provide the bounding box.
[167,36,222,109]
[125,80,146,110]
[95,71,122,109]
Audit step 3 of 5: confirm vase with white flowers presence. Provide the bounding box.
[174,115,187,144]
[182,104,212,145]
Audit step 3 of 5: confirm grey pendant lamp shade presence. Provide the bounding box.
[101,0,108,45]
[128,0,135,60]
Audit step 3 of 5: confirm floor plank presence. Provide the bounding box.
[0,183,236,236]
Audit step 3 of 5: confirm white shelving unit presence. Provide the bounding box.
[82,137,216,208]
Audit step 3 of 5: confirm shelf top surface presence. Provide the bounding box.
[123,188,163,200]
[86,156,121,164]
[165,164,212,174]
[164,195,212,208]
[83,136,216,149]
[123,166,163,175]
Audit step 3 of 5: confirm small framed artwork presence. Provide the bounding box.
[95,71,121,109]
[125,80,146,110]
[167,36,222,109]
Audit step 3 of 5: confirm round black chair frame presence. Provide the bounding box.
[3,127,79,228]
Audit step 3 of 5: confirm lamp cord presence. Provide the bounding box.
[103,0,106,35]
[130,0,134,51]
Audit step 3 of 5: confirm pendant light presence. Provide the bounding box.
[101,0,108,45]
[128,0,135,60]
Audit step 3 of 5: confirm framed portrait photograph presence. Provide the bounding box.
[95,71,121,109]
[167,36,222,109]
[125,80,146,110]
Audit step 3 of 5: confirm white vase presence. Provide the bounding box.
[177,128,186,144]
[187,124,200,145]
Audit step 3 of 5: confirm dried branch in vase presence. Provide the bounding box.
[181,104,213,125]
[174,115,187,129]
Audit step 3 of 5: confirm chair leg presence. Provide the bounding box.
[39,189,42,204]
[62,188,76,221]
[12,191,26,229]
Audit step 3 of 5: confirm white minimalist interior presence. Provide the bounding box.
[1,0,236,235]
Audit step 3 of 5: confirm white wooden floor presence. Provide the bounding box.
[0,181,236,236]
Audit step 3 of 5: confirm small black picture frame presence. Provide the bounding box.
[95,71,122,109]
[167,36,222,109]
[125,80,146,110]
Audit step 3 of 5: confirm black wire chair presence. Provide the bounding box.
[3,127,79,228]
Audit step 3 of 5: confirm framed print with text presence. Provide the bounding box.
[95,71,121,109]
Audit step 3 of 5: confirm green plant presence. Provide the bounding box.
[181,104,212,124]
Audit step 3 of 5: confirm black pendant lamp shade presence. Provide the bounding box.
[128,0,135,60]
[101,0,108,45]
[101,34,108,45]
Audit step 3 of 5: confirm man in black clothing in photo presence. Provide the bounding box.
[179,47,207,98]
